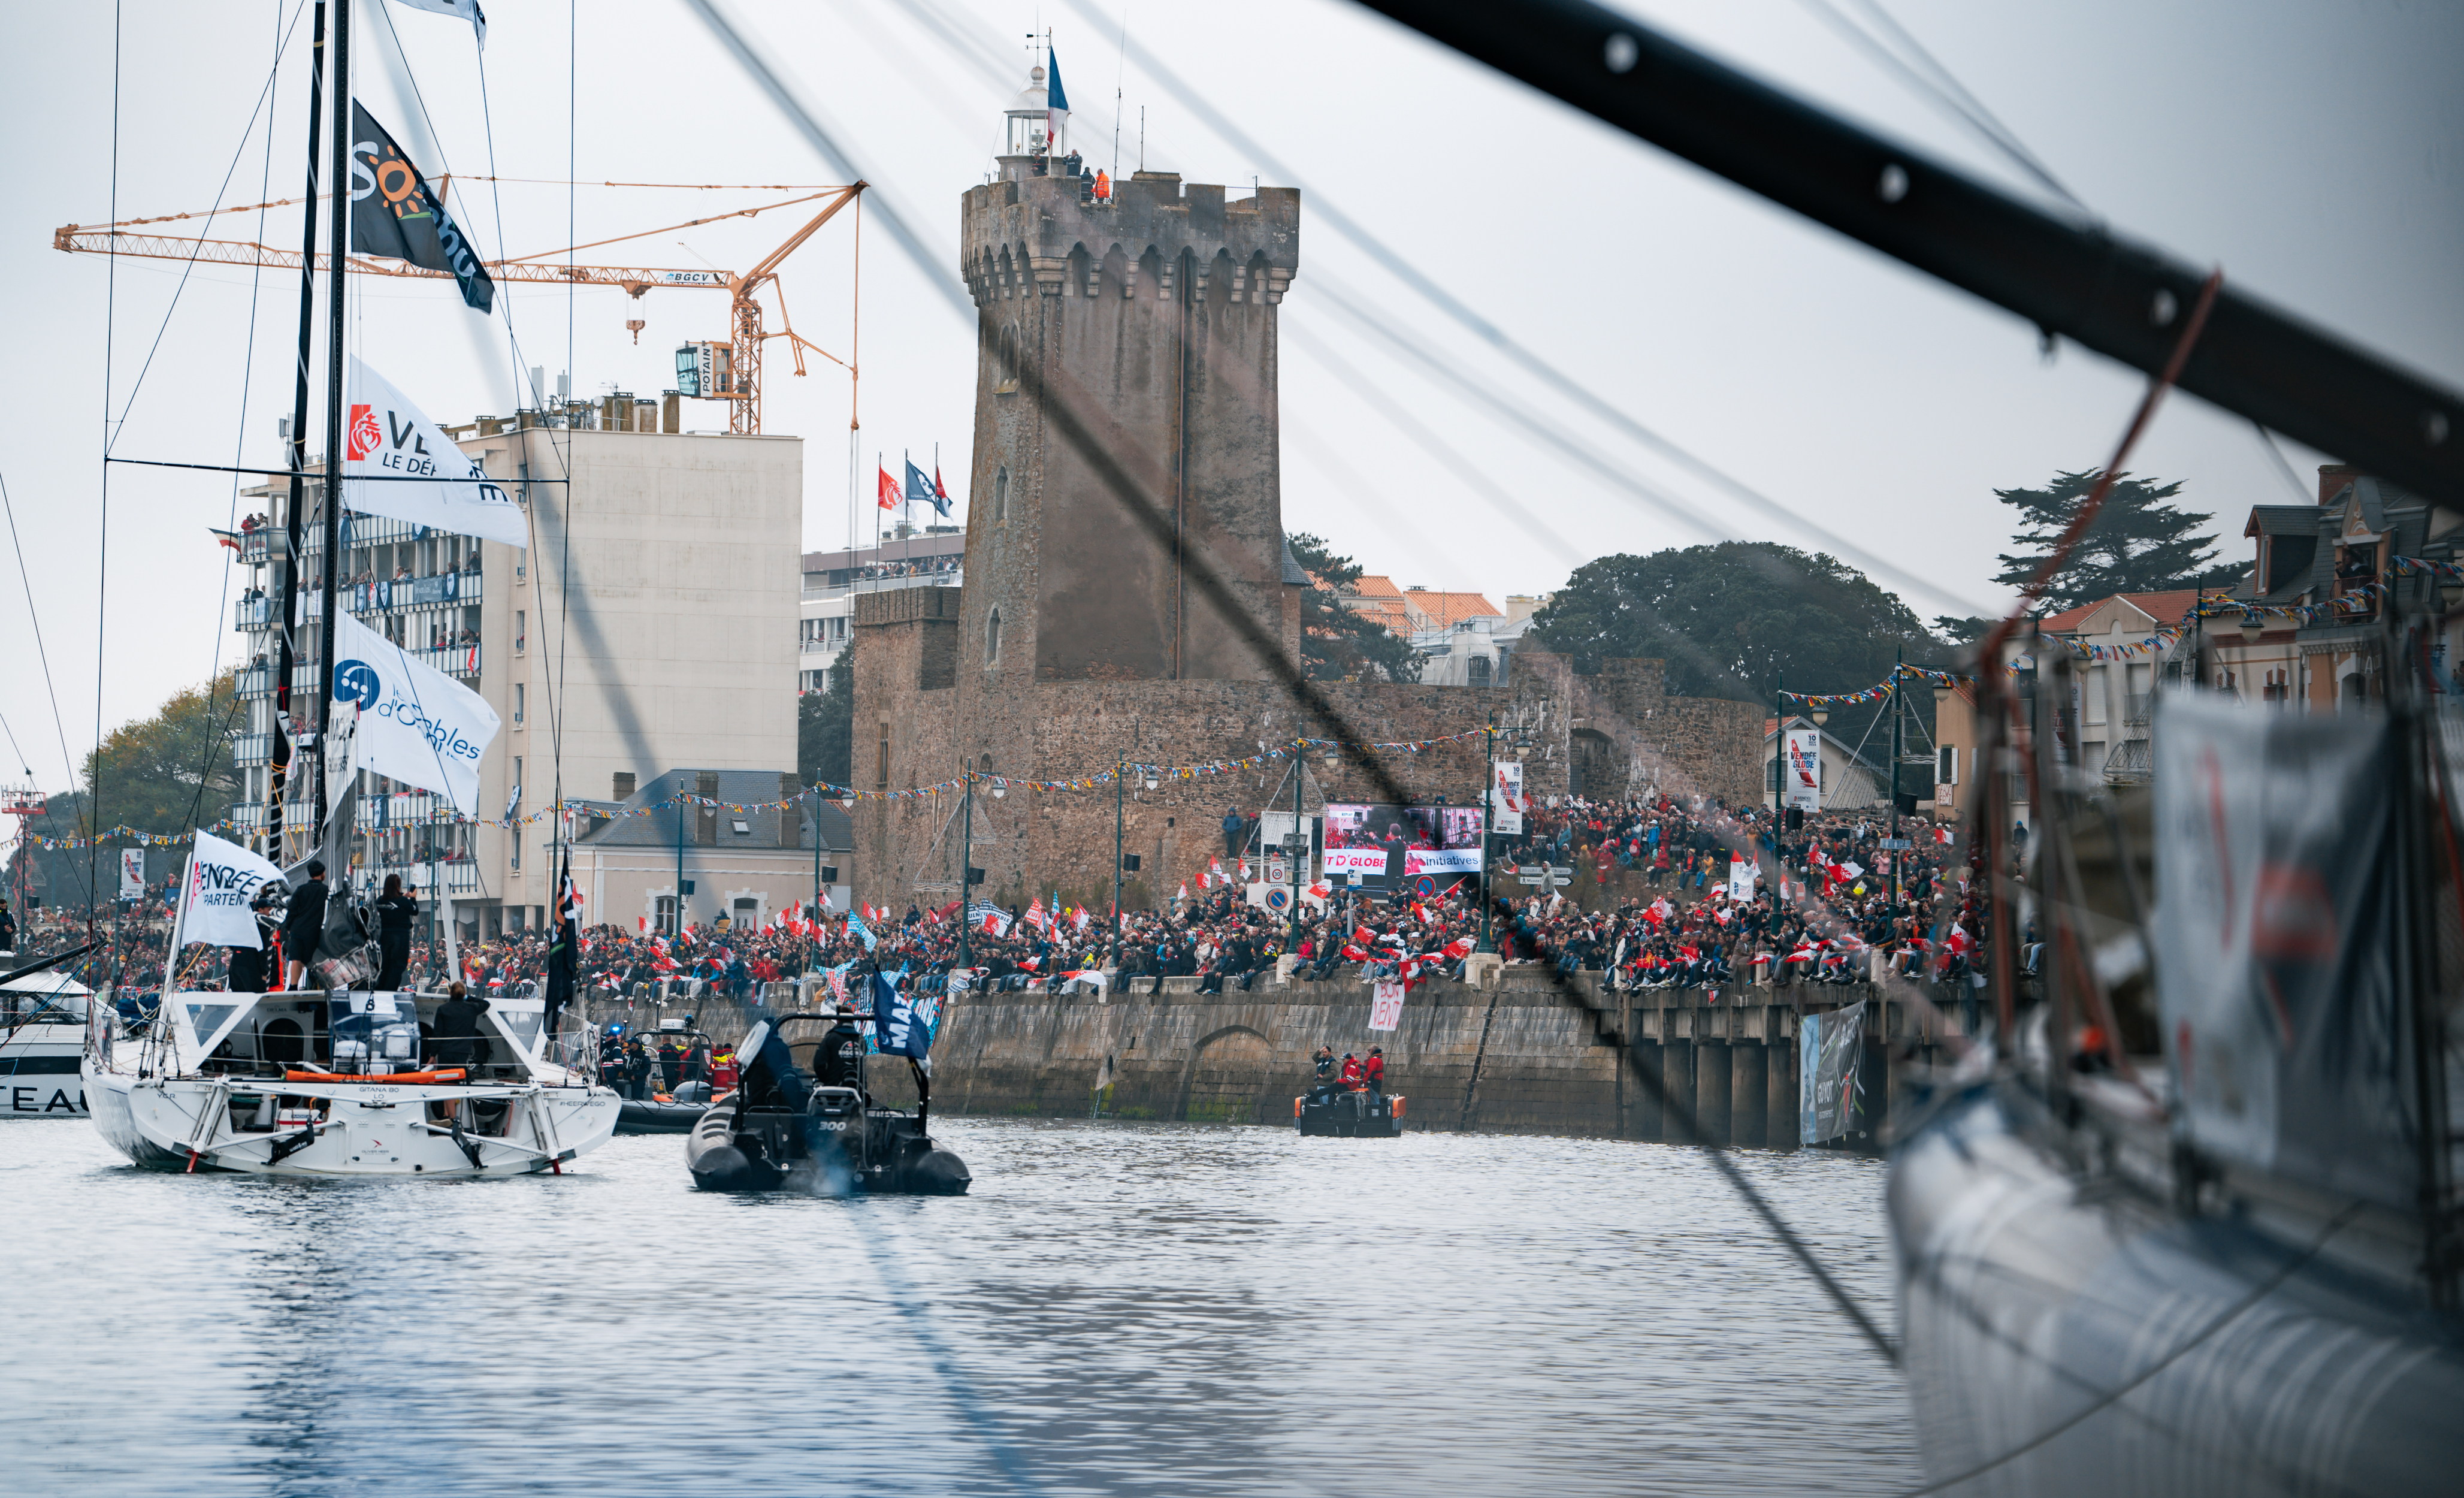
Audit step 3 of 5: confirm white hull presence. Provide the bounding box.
[0,1025,89,1119]
[80,986,617,1177]
[83,1059,618,1176]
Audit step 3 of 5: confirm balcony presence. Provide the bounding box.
[802,564,962,601]
[233,597,273,632]
[235,663,274,698]
[799,635,846,657]
[232,732,272,767]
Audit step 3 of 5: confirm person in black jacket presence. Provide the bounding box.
[432,981,490,1073]
[228,888,280,992]
[282,861,328,990]
[373,874,417,990]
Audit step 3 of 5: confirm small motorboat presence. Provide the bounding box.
[616,1080,712,1134]
[684,1013,968,1195]
[1295,1083,1405,1137]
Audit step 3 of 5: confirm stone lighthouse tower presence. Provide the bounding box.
[956,81,1303,683]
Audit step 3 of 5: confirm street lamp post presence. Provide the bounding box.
[958,757,975,973]
[1110,747,1125,973]
[673,771,687,938]
[1286,754,1305,955]
[1477,713,1497,954]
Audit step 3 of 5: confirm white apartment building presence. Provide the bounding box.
[798,528,965,694]
[231,398,802,940]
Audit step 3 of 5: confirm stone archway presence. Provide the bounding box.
[1176,1023,1274,1124]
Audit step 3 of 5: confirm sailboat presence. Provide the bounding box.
[2,946,99,1121]
[81,0,616,1176]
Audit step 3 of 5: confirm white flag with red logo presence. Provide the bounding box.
[342,356,529,546]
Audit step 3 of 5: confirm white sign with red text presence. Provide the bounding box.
[1368,981,1405,1032]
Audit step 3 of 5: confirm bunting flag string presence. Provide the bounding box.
[1780,663,1975,709]
[11,727,1499,850]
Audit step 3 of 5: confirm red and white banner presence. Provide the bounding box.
[1368,980,1406,1031]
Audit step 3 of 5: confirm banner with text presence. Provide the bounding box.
[1368,980,1405,1031]
[332,609,502,812]
[343,356,529,546]
[177,831,286,949]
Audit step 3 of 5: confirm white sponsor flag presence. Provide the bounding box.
[344,356,528,546]
[178,831,286,949]
[332,608,501,811]
[1369,980,1405,1032]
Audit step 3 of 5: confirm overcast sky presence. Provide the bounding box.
[3,0,2459,795]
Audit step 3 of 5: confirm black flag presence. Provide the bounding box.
[543,848,580,1043]
[348,101,495,313]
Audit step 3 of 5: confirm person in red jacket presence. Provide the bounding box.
[1339,1052,1363,1088]
[1363,1047,1386,1094]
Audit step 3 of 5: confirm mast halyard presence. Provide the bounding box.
[312,0,349,854]
[268,0,326,864]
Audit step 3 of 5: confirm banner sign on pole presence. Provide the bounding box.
[1783,727,1823,810]
[120,848,146,899]
[1368,980,1405,1032]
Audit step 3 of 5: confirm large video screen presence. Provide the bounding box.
[1322,803,1485,889]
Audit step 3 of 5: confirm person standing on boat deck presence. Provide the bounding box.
[433,982,489,1074]
[1363,1047,1386,1095]
[1314,1044,1336,1084]
[373,874,416,990]
[228,889,280,992]
[281,861,328,991]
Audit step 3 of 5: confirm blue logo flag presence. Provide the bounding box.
[904,459,950,517]
[847,913,877,952]
[869,970,938,1061]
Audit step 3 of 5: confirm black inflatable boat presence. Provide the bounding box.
[1295,1083,1406,1137]
[685,1014,968,1195]
[616,1081,711,1134]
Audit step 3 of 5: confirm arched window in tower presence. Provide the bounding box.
[996,324,1021,394]
[994,466,1009,522]
[986,608,1002,667]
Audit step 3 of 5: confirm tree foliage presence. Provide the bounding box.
[82,672,242,835]
[799,637,857,789]
[1991,469,2242,610]
[1287,532,1422,684]
[1528,543,1943,702]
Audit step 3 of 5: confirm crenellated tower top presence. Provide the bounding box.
[961,171,1299,311]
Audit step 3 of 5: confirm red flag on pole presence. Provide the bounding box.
[877,465,899,510]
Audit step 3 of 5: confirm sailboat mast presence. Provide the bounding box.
[268,0,327,862]
[313,0,350,852]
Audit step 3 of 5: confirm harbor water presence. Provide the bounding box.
[2,1119,1919,1496]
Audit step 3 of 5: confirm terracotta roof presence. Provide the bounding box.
[1351,573,1405,600]
[2039,590,2203,635]
[1404,591,1502,629]
[1349,599,1412,635]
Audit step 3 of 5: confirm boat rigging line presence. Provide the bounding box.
[688,0,1909,1369]
[1353,0,2463,507]
[1030,0,1997,619]
[0,467,89,901]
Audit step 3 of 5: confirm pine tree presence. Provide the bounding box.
[1286,533,1423,684]
[1991,470,2243,610]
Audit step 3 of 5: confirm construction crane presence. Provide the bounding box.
[53,182,863,436]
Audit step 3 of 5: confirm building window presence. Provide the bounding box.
[656,894,678,935]
[994,466,1009,521]
[511,826,521,871]
[515,610,526,653]
[1467,654,1491,688]
[986,608,1002,666]
[876,723,890,789]
[513,683,524,724]
[1937,745,1959,785]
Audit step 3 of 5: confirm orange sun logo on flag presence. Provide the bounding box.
[346,403,381,461]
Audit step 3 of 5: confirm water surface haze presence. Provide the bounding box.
[4,1119,1914,1495]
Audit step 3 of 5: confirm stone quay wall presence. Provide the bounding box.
[578,971,1960,1145]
